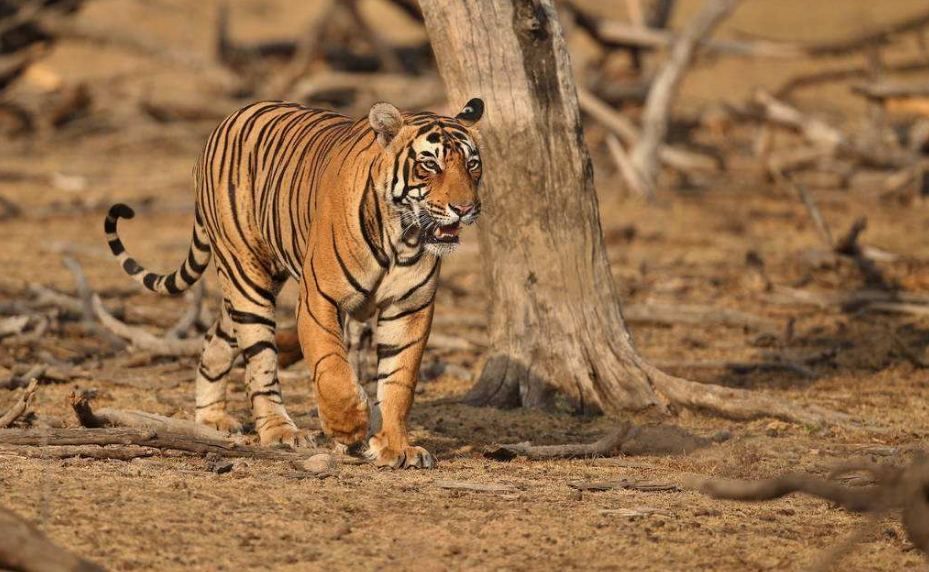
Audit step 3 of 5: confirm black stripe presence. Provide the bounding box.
[142,273,158,290]
[123,258,142,275]
[397,260,439,302]
[188,247,208,273]
[199,363,234,382]
[230,310,275,328]
[378,293,435,323]
[242,341,277,360]
[192,231,211,252]
[377,338,421,361]
[215,325,237,346]
[179,263,196,285]
[164,273,182,294]
[108,238,124,255]
[333,233,369,296]
[374,367,402,381]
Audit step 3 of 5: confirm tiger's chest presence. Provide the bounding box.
[341,252,438,322]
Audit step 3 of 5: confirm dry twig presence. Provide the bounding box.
[0,379,38,428]
[484,424,632,461]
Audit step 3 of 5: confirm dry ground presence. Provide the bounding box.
[2,1,929,571]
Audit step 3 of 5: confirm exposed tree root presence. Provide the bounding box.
[644,363,863,429]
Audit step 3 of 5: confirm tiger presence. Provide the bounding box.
[103,98,484,469]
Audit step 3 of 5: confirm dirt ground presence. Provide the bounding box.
[2,1,929,571]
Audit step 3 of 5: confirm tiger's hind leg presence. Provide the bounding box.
[224,271,313,447]
[194,306,243,433]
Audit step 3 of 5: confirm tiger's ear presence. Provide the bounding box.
[369,102,404,147]
[455,98,484,127]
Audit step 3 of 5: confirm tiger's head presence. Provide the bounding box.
[370,98,484,256]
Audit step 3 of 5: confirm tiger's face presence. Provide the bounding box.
[370,99,484,256]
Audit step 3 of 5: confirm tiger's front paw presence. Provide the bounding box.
[196,409,243,434]
[319,401,370,448]
[259,417,316,448]
[367,434,436,469]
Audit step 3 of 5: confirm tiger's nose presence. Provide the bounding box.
[450,202,476,216]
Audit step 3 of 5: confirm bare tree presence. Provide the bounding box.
[420,0,854,427]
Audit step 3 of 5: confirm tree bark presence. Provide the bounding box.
[422,0,665,415]
[420,0,861,430]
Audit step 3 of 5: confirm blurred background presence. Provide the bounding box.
[2,3,929,571]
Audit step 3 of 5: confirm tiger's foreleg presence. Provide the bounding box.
[297,278,371,448]
[366,298,436,469]
[194,307,243,433]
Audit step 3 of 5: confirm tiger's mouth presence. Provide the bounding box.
[427,222,461,244]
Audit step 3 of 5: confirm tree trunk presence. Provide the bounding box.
[422,0,664,415]
[421,0,860,429]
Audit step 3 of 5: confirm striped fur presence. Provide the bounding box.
[104,98,484,467]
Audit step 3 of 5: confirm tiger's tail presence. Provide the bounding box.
[104,203,212,295]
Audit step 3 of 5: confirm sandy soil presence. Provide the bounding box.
[2,1,929,571]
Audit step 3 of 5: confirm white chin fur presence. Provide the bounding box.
[425,242,459,256]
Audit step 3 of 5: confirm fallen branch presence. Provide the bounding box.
[0,379,38,428]
[0,427,320,461]
[484,423,632,461]
[164,281,205,339]
[0,444,158,461]
[0,504,109,572]
[63,257,127,350]
[688,456,929,561]
[569,479,677,492]
[91,294,202,356]
[435,480,519,493]
[70,392,236,442]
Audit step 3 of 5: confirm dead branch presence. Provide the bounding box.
[0,427,320,460]
[62,257,127,350]
[289,71,443,111]
[484,423,632,461]
[0,378,38,428]
[652,359,815,378]
[852,80,929,102]
[690,455,929,559]
[628,0,745,197]
[751,90,911,169]
[258,0,336,99]
[787,178,834,247]
[591,19,801,58]
[777,57,929,99]
[164,281,205,339]
[0,364,46,391]
[569,479,677,492]
[0,504,109,572]
[70,392,237,441]
[435,480,519,493]
[622,303,779,332]
[0,444,159,461]
[803,7,929,58]
[91,294,202,356]
[578,86,720,174]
